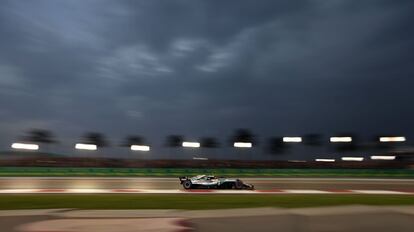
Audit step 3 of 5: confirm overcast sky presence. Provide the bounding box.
[0,0,413,157]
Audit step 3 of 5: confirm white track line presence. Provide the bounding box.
[282,190,332,194]
[66,189,111,194]
[0,189,413,194]
[0,189,41,194]
[350,190,411,195]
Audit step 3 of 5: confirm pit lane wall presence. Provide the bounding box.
[1,167,414,177]
[1,153,413,177]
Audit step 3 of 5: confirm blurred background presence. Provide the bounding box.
[0,0,413,162]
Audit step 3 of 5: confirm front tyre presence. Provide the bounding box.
[235,180,243,189]
[183,180,192,189]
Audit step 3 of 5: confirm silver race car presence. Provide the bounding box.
[179,175,254,190]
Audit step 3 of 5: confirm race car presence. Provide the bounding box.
[179,175,254,190]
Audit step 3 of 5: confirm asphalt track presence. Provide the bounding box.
[1,177,414,192]
[5,206,414,232]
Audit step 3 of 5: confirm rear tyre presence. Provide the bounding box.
[183,180,192,189]
[235,180,243,189]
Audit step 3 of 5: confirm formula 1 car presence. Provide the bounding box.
[179,175,254,190]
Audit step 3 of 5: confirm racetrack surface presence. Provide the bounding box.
[4,206,414,232]
[1,177,414,192]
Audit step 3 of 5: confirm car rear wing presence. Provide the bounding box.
[179,176,188,184]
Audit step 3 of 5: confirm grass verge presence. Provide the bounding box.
[0,194,414,210]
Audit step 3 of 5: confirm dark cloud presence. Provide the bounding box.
[0,0,413,158]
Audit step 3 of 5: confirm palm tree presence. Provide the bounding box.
[122,135,148,159]
[200,137,219,148]
[165,135,183,147]
[23,129,57,153]
[230,129,255,145]
[122,135,145,147]
[82,132,109,147]
[267,137,288,154]
[200,137,220,159]
[165,135,183,159]
[230,129,256,160]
